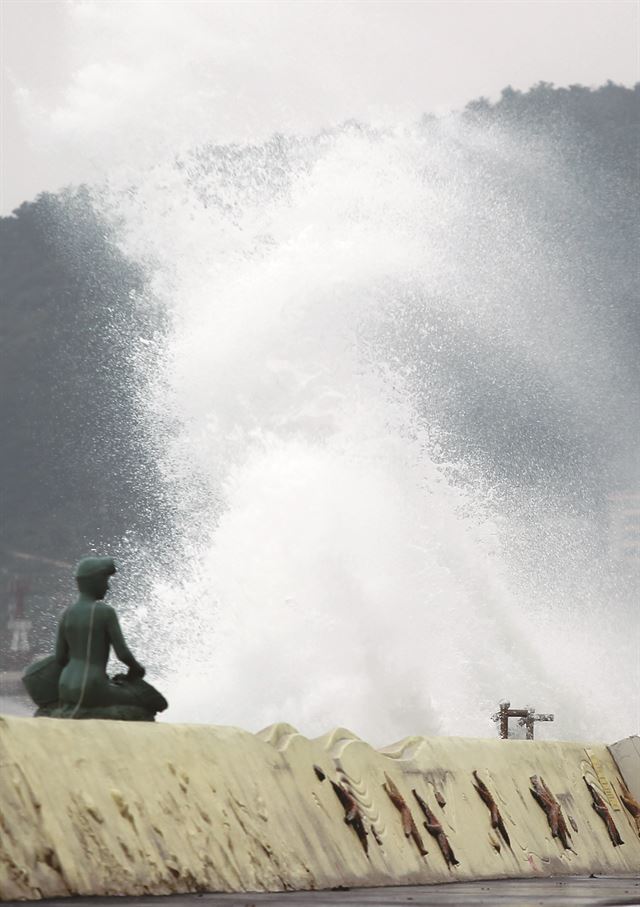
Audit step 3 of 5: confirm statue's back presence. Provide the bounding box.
[58,601,114,706]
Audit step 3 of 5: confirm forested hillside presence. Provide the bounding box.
[456,82,640,490]
[0,191,166,659]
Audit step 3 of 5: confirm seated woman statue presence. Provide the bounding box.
[22,556,168,721]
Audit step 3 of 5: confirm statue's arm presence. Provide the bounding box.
[106,607,145,677]
[55,612,70,666]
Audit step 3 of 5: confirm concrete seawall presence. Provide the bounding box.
[1,715,638,900]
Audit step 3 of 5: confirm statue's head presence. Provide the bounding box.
[75,556,117,600]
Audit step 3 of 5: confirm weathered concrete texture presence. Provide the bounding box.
[1,716,639,901]
[610,736,640,802]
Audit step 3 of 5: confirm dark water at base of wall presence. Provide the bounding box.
[9,876,640,907]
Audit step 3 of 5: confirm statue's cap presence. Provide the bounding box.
[75,556,117,579]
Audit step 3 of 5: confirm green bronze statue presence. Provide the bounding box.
[22,557,168,721]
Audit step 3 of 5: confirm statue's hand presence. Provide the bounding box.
[128,663,146,680]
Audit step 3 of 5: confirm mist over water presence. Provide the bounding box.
[78,109,636,745]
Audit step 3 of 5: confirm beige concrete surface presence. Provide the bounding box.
[1,716,639,901]
[610,737,640,802]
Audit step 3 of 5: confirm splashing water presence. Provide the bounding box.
[92,116,637,744]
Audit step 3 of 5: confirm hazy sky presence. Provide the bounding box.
[1,0,638,215]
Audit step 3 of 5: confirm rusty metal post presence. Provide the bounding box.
[500,701,510,739]
[492,701,511,739]
[525,708,535,740]
[492,702,554,740]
